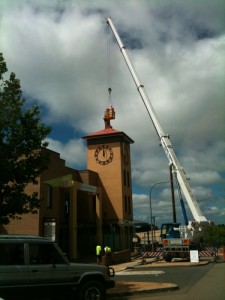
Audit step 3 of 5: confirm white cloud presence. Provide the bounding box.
[46,138,86,168]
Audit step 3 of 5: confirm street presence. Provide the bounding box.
[108,262,225,300]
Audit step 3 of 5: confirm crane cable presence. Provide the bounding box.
[107,22,113,105]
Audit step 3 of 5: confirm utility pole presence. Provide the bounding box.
[169,164,177,223]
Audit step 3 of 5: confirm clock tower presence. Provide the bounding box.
[83,106,134,250]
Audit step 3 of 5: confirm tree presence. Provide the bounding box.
[0,53,51,225]
[203,224,225,248]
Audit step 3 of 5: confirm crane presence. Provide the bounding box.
[106,17,209,226]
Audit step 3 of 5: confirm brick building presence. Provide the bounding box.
[2,107,134,260]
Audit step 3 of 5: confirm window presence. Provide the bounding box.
[124,170,126,186]
[128,197,131,214]
[124,196,127,212]
[92,195,96,213]
[127,171,130,187]
[0,244,25,265]
[47,185,53,208]
[29,244,65,265]
[64,190,70,215]
[43,218,56,241]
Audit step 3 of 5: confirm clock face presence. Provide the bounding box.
[95,145,113,165]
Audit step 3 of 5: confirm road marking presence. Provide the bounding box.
[116,270,165,275]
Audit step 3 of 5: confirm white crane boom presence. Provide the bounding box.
[107,17,207,223]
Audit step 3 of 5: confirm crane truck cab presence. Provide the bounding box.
[161,223,181,239]
[161,223,191,262]
[160,222,208,262]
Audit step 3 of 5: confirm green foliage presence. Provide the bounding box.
[0,53,51,225]
[203,224,225,247]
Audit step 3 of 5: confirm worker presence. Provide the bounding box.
[104,246,111,254]
[96,245,102,264]
[103,246,112,267]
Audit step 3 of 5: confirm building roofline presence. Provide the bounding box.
[83,127,134,144]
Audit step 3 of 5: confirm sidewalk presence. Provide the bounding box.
[107,257,209,297]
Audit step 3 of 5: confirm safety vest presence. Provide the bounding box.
[96,245,101,255]
[104,246,111,254]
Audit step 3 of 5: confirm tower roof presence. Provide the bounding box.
[83,126,121,138]
[83,127,134,144]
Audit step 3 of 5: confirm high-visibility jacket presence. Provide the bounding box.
[96,245,101,255]
[104,246,111,254]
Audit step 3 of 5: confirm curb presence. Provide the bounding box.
[131,260,210,268]
[112,259,210,272]
[107,283,179,297]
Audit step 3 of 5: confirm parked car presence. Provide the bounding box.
[0,235,115,300]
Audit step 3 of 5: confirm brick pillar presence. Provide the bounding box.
[96,189,103,244]
[70,185,78,259]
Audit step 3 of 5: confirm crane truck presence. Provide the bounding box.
[106,17,211,261]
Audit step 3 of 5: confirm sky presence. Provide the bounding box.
[0,0,225,226]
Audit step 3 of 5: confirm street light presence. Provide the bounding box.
[149,180,171,251]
